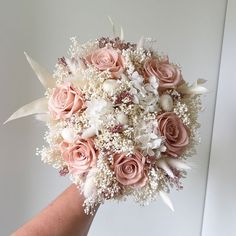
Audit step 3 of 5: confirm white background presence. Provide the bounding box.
[0,0,234,235]
[202,0,236,235]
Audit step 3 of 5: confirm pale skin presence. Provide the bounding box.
[11,184,99,236]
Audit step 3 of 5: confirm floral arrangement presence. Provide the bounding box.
[5,26,207,214]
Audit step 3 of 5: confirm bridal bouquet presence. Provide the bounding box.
[5,27,207,214]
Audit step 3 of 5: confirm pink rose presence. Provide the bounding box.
[157,112,190,157]
[113,152,147,188]
[48,82,85,120]
[86,47,125,78]
[144,56,182,89]
[60,138,98,175]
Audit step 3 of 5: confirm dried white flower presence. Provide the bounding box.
[130,72,160,113]
[102,79,120,95]
[160,94,173,111]
[61,127,77,142]
[81,126,97,139]
[85,98,113,132]
[134,119,164,157]
[116,112,128,125]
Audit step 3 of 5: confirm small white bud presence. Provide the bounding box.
[82,126,96,139]
[117,112,128,125]
[61,128,77,142]
[160,94,173,111]
[102,79,119,95]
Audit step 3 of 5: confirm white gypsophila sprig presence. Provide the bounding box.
[82,67,112,98]
[95,128,135,154]
[132,168,169,205]
[178,95,202,159]
[137,37,158,50]
[53,37,99,83]
[68,37,99,58]
[122,47,151,76]
[83,152,121,214]
[36,146,65,169]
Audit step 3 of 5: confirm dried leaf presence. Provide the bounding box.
[157,159,174,178]
[177,79,208,95]
[24,52,55,89]
[166,158,191,170]
[159,190,175,212]
[4,97,48,124]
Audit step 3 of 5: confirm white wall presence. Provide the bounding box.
[0,0,229,235]
[202,1,236,235]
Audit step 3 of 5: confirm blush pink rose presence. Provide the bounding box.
[48,82,85,120]
[60,138,98,175]
[113,152,147,188]
[86,47,125,78]
[157,112,190,157]
[144,56,182,89]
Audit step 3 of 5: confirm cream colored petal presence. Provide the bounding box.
[188,85,208,95]
[197,78,207,84]
[120,26,124,41]
[35,114,50,123]
[108,16,116,37]
[159,190,175,212]
[4,97,48,124]
[81,126,97,139]
[24,52,56,89]
[177,79,208,95]
[157,159,174,178]
[137,36,144,49]
[61,128,77,143]
[166,158,191,170]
